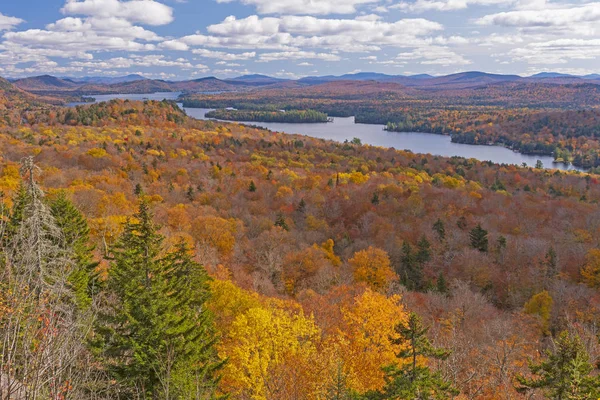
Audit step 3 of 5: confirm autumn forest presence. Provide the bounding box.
[3,74,600,400]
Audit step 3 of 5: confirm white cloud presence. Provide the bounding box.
[259,51,341,62]
[397,46,471,65]
[0,13,24,31]
[191,48,256,60]
[394,0,513,12]
[477,3,600,27]
[61,0,174,26]
[178,14,443,53]
[215,0,380,15]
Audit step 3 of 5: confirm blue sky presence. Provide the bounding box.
[0,0,599,79]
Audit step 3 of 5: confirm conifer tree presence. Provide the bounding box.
[275,213,289,231]
[248,180,257,192]
[398,242,423,291]
[545,246,558,279]
[469,224,488,252]
[362,313,458,399]
[50,191,99,309]
[516,331,600,399]
[432,218,445,242]
[416,236,431,265]
[96,200,225,399]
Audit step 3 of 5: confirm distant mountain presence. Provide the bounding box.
[583,74,600,80]
[530,72,575,79]
[14,75,79,91]
[420,71,522,88]
[70,74,146,85]
[230,74,289,84]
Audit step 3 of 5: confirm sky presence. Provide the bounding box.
[0,0,599,80]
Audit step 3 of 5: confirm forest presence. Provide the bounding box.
[205,108,330,123]
[3,88,600,399]
[182,81,600,168]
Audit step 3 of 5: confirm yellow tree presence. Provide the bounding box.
[337,289,408,393]
[209,278,321,399]
[581,248,600,288]
[524,291,553,335]
[349,246,396,291]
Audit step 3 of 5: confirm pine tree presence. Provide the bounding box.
[297,198,306,213]
[399,242,423,291]
[432,218,445,242]
[416,236,431,265]
[516,331,600,399]
[275,213,289,231]
[248,180,257,192]
[371,192,380,205]
[362,313,458,400]
[436,272,448,294]
[96,201,225,399]
[469,224,488,252]
[49,191,99,309]
[545,246,558,279]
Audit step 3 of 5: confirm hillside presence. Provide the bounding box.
[3,99,600,398]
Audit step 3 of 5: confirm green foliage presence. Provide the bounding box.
[469,224,488,252]
[432,219,445,242]
[361,313,458,400]
[205,108,329,123]
[95,201,225,399]
[49,191,99,309]
[248,180,257,192]
[516,331,600,399]
[275,212,289,231]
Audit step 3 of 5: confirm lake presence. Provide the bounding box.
[76,92,581,171]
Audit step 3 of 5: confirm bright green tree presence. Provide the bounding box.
[49,191,99,309]
[95,201,225,399]
[361,313,458,400]
[469,224,488,252]
[516,331,600,399]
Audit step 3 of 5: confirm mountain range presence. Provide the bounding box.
[8,71,600,99]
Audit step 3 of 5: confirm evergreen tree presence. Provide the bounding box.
[49,191,99,309]
[297,198,306,213]
[371,192,380,205]
[496,236,507,252]
[248,180,257,192]
[96,201,225,399]
[516,331,600,399]
[399,242,423,291]
[545,246,558,279]
[416,236,431,265]
[134,183,143,196]
[469,224,488,252]
[186,185,195,201]
[436,272,448,294]
[432,218,445,242]
[275,213,289,231]
[362,313,458,400]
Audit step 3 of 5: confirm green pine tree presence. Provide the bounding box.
[95,201,225,399]
[399,242,423,291]
[432,219,445,242]
[469,224,488,252]
[49,191,99,309]
[361,313,458,400]
[275,213,289,231]
[516,331,600,399]
[436,272,448,294]
[416,236,431,265]
[248,180,257,192]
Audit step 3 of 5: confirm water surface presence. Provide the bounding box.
[75,92,581,171]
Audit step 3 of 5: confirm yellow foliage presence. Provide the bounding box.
[523,291,553,335]
[581,248,600,288]
[349,246,396,291]
[339,289,407,392]
[86,148,108,158]
[191,215,238,257]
